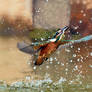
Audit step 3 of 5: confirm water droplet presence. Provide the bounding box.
[80,10,84,13]
[57,62,60,64]
[49,57,53,61]
[65,68,68,71]
[33,66,36,70]
[90,52,92,56]
[41,38,44,41]
[58,77,66,84]
[75,65,78,69]
[25,76,30,81]
[61,63,64,66]
[69,60,73,62]
[50,61,53,64]
[73,65,78,71]
[77,58,80,62]
[27,61,31,65]
[54,57,58,61]
[78,48,80,51]
[81,56,83,59]
[79,20,83,24]
[36,8,40,13]
[90,17,92,21]
[70,45,73,48]
[89,65,92,68]
[46,65,49,69]
[41,90,44,92]
[83,13,86,16]
[73,54,77,57]
[74,26,79,30]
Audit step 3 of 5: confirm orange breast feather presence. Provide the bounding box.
[35,42,60,65]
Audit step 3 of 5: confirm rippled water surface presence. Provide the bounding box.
[0,33,92,92]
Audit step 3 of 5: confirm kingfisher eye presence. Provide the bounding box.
[56,32,59,35]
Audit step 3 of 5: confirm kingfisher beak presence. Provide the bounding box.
[61,26,69,32]
[58,26,69,35]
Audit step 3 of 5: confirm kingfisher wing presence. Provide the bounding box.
[17,42,36,54]
[61,35,92,48]
[17,40,50,54]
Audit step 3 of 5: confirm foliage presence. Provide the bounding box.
[29,28,57,40]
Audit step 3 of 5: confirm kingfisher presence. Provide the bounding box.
[17,26,92,65]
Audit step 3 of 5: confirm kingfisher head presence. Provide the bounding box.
[50,26,69,42]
